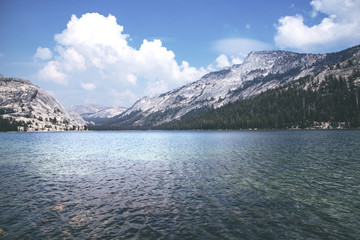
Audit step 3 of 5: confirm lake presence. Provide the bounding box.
[0,130,359,239]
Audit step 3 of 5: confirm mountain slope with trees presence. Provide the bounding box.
[92,45,360,130]
[156,70,360,130]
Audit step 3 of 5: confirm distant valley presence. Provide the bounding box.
[68,104,127,125]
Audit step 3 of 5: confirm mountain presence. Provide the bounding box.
[3,45,358,131]
[68,104,127,119]
[104,45,360,129]
[0,75,86,131]
[157,68,360,130]
[68,104,127,125]
[68,104,107,116]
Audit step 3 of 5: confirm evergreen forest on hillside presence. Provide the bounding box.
[154,70,360,130]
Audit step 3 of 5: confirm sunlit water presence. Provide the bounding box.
[0,130,359,239]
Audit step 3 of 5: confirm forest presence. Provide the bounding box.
[155,70,360,130]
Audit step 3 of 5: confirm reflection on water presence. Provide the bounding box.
[0,130,360,239]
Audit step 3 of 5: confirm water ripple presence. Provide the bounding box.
[0,130,360,239]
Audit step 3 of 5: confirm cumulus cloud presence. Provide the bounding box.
[37,13,207,106]
[38,61,67,85]
[215,54,244,69]
[231,57,243,65]
[216,54,230,68]
[34,47,52,61]
[275,0,360,51]
[211,38,270,70]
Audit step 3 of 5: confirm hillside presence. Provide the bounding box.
[0,76,86,131]
[95,45,360,130]
[157,69,360,130]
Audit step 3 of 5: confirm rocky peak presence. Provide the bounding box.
[0,76,86,131]
[110,45,360,128]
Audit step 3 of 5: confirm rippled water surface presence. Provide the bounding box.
[0,130,360,239]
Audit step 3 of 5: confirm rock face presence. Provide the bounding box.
[114,45,360,127]
[0,76,86,131]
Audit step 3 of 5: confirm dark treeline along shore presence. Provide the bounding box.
[154,71,360,130]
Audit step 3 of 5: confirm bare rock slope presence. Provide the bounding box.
[0,76,86,131]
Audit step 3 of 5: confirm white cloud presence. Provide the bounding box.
[211,38,270,70]
[60,47,86,72]
[37,13,207,106]
[179,60,206,83]
[81,82,96,91]
[38,61,67,85]
[34,47,52,61]
[231,56,243,65]
[311,0,359,20]
[275,0,360,51]
[213,38,272,58]
[216,54,230,68]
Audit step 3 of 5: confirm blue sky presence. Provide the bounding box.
[1,0,360,107]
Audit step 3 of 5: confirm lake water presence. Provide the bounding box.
[0,130,359,239]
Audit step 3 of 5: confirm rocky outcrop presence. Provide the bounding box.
[0,75,86,131]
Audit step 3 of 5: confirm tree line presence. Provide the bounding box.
[155,70,360,130]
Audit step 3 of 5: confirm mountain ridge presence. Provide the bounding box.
[68,104,127,119]
[104,45,360,129]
